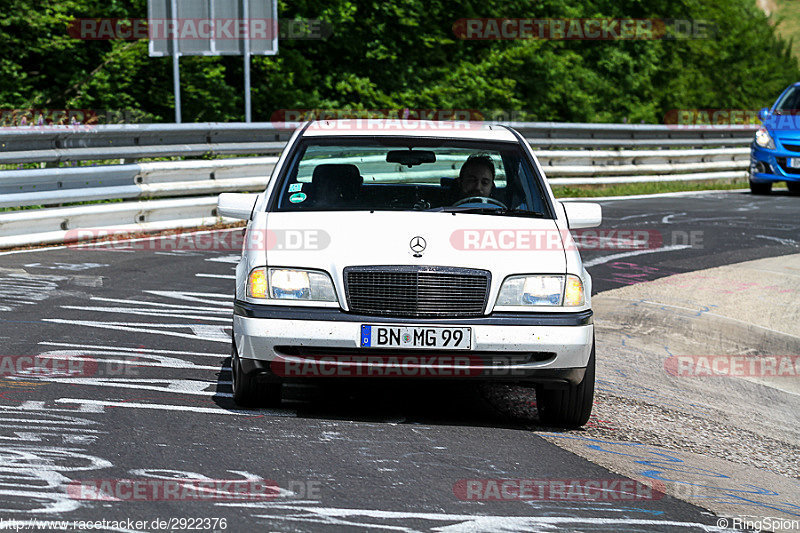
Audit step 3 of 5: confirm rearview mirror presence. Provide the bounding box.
[562,202,602,229]
[217,193,259,220]
[386,150,436,167]
[758,108,770,122]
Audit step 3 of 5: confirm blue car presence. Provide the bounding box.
[750,82,800,194]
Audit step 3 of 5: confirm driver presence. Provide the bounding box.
[454,154,495,200]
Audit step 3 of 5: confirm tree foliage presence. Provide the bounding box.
[0,0,797,123]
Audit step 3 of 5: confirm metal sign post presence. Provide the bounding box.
[148,0,278,123]
[243,0,251,123]
[170,0,181,123]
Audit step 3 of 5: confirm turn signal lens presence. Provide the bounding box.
[564,275,585,306]
[248,268,269,298]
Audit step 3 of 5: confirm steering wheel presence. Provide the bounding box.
[452,196,508,209]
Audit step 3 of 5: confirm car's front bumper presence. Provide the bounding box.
[233,301,594,386]
[750,143,800,183]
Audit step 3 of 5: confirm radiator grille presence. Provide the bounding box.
[345,267,490,318]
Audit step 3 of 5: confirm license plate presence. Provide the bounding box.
[360,325,471,350]
[789,158,800,169]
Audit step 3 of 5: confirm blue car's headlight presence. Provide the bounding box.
[755,127,775,150]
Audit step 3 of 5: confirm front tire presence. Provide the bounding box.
[231,344,281,408]
[750,180,772,195]
[536,340,595,428]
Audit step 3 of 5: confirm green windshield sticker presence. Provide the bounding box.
[289,192,307,203]
[288,183,303,192]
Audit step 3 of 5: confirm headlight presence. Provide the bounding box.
[755,127,775,149]
[248,267,337,302]
[496,274,585,307]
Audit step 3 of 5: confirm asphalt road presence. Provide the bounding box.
[0,189,797,532]
[582,190,800,293]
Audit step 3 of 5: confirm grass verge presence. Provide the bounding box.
[551,178,753,198]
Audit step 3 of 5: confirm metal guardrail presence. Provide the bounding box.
[0,123,295,164]
[0,121,758,249]
[0,156,278,208]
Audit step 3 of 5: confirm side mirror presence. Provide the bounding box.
[758,108,770,122]
[563,202,602,229]
[218,193,259,220]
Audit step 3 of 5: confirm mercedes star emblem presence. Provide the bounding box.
[410,236,427,257]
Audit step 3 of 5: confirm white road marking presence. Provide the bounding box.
[14,400,106,414]
[42,319,230,343]
[143,290,231,306]
[23,262,109,271]
[660,212,686,224]
[205,255,241,264]
[221,504,729,532]
[59,305,231,322]
[0,273,61,312]
[755,234,799,246]
[38,342,227,358]
[196,273,236,279]
[154,251,203,256]
[36,350,226,371]
[0,407,113,515]
[617,213,659,221]
[22,377,231,397]
[54,399,295,417]
[87,296,231,311]
[583,245,692,268]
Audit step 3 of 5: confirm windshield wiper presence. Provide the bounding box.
[435,206,548,218]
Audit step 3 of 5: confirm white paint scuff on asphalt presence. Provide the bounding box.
[583,245,691,268]
[0,404,113,514]
[24,377,231,397]
[234,504,735,532]
[38,341,227,358]
[54,399,294,417]
[41,319,230,343]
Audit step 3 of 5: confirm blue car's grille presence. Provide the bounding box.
[782,144,800,152]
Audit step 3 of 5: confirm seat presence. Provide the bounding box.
[310,164,363,207]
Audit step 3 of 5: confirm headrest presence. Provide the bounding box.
[312,164,363,190]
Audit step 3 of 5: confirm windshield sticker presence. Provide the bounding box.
[288,183,303,192]
[289,192,307,203]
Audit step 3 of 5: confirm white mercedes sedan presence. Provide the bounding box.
[218,119,601,427]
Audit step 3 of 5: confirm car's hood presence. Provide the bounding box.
[255,211,568,310]
[764,117,800,146]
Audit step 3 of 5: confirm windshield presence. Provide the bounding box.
[271,137,552,217]
[774,86,800,114]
